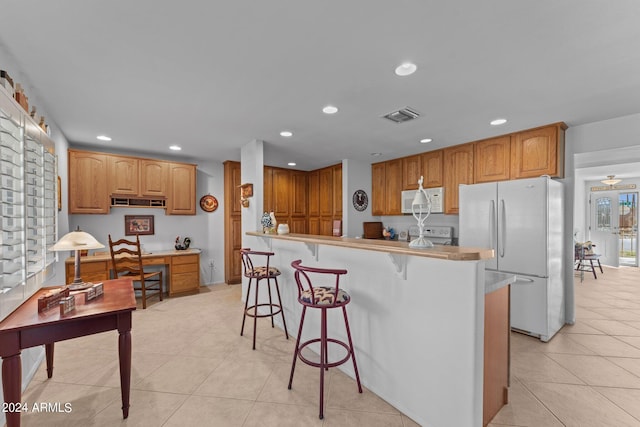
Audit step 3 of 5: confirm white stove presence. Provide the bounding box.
[408,225,454,245]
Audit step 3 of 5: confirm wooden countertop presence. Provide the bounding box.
[246,232,494,261]
[65,248,202,264]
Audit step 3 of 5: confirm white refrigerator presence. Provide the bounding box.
[459,176,565,342]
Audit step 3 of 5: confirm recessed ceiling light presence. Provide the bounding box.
[322,105,338,114]
[420,138,433,144]
[288,162,296,166]
[169,145,182,151]
[96,135,111,141]
[371,152,382,157]
[490,118,507,126]
[280,131,293,137]
[395,62,417,76]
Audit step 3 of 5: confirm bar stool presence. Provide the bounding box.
[240,248,289,350]
[288,259,362,419]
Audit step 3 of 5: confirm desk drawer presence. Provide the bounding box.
[171,272,199,294]
[172,254,199,265]
[172,263,198,274]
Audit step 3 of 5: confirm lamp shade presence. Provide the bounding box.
[411,189,429,208]
[51,228,104,251]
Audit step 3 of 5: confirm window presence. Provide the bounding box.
[1,104,57,319]
[596,197,612,231]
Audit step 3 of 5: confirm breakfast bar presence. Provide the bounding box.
[245,232,513,427]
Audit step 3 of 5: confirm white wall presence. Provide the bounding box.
[342,159,376,237]
[565,112,640,323]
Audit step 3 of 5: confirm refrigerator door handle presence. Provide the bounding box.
[500,199,506,258]
[514,277,535,284]
[490,200,496,250]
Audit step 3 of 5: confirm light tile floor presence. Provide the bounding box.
[491,266,640,427]
[14,266,640,426]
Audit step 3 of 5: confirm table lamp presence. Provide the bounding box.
[51,226,105,290]
[408,176,434,248]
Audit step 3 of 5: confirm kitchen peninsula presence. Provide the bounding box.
[245,231,514,427]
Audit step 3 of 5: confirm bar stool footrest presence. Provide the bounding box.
[297,338,351,369]
[245,303,283,318]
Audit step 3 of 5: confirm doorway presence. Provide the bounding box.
[589,190,638,267]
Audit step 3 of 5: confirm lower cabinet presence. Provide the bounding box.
[483,285,510,426]
[170,254,200,295]
[65,253,201,297]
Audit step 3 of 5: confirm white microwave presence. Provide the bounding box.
[401,188,444,214]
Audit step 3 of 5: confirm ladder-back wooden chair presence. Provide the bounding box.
[109,234,163,309]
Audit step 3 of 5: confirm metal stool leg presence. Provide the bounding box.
[267,277,275,328]
[343,306,363,393]
[274,277,289,339]
[319,308,327,419]
[240,278,252,337]
[253,278,260,350]
[289,306,307,389]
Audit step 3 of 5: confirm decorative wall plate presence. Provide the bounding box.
[352,189,368,211]
[199,194,218,212]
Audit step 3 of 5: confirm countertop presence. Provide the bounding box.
[246,231,493,261]
[65,248,202,263]
[485,271,517,294]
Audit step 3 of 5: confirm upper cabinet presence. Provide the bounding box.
[371,162,386,216]
[108,155,139,195]
[370,122,565,215]
[69,150,109,214]
[167,163,196,215]
[443,143,474,215]
[402,155,422,190]
[140,160,169,197]
[474,136,511,183]
[371,159,402,216]
[421,150,443,188]
[264,165,309,234]
[511,123,566,179]
[69,149,196,214]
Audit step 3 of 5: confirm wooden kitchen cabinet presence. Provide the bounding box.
[224,161,242,284]
[308,170,320,217]
[170,254,200,295]
[402,154,422,190]
[475,136,511,183]
[332,164,342,216]
[306,163,341,235]
[421,150,443,188]
[140,159,169,197]
[370,159,402,216]
[167,162,196,215]
[69,149,195,214]
[484,285,510,426]
[371,162,386,216]
[108,155,139,195]
[319,167,333,217]
[511,123,566,179]
[68,149,109,214]
[444,143,474,214]
[272,167,291,219]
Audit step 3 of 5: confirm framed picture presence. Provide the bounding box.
[124,215,154,236]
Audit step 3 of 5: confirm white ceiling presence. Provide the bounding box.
[1,1,639,171]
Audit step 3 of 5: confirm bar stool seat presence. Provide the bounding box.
[240,248,289,350]
[288,259,362,420]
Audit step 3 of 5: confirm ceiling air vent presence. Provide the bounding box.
[382,107,421,124]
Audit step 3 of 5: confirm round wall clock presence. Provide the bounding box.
[199,194,218,212]
[352,189,368,211]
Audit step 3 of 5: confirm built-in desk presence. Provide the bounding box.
[65,249,201,296]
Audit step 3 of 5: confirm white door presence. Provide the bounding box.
[498,178,548,276]
[459,182,498,270]
[511,275,548,340]
[589,191,620,267]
